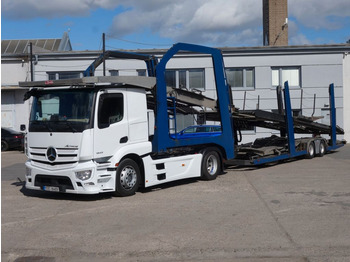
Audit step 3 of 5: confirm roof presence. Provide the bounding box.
[2,41,350,61]
[1,32,72,55]
[19,76,156,90]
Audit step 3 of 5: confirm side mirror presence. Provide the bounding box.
[20,124,26,131]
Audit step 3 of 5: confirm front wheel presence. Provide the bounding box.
[113,159,140,197]
[201,150,221,180]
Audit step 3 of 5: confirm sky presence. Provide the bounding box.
[1,0,350,51]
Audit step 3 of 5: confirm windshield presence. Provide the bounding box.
[29,89,95,132]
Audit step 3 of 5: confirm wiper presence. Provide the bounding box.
[63,121,78,133]
[31,120,53,132]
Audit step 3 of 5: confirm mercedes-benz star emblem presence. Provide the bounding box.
[46,147,57,162]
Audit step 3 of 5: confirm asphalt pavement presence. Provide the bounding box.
[1,146,350,262]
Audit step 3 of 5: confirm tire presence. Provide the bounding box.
[1,140,9,151]
[201,149,221,180]
[317,140,326,157]
[113,159,140,197]
[306,141,315,159]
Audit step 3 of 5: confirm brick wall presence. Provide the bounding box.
[263,0,288,46]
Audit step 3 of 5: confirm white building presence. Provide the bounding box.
[2,36,350,143]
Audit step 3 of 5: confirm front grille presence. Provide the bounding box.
[35,175,74,190]
[29,147,78,168]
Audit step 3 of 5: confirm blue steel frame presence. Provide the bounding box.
[152,43,235,159]
[328,83,343,151]
[252,82,343,165]
[252,81,306,165]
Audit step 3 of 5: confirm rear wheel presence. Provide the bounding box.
[113,159,140,197]
[306,141,315,159]
[201,149,221,180]
[1,140,9,151]
[317,140,326,157]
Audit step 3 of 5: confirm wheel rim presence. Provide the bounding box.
[120,165,137,190]
[309,143,315,156]
[206,155,218,175]
[320,142,325,154]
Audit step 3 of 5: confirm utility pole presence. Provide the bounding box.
[103,33,106,76]
[29,42,34,81]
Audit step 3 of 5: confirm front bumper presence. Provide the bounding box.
[25,160,116,194]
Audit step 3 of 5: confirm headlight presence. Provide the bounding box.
[75,170,92,181]
[24,135,28,157]
[26,167,31,177]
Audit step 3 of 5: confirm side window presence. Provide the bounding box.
[47,72,83,80]
[183,127,196,133]
[272,67,301,88]
[225,68,255,90]
[165,69,205,90]
[98,93,123,129]
[196,126,207,133]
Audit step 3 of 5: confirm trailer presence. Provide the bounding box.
[20,43,345,196]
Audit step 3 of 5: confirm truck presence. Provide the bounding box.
[20,43,346,197]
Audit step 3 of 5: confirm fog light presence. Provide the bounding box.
[75,170,92,181]
[97,177,111,183]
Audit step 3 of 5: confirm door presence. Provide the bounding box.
[1,91,15,128]
[93,91,129,159]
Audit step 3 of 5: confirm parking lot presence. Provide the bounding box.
[2,146,350,262]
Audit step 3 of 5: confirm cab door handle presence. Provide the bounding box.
[120,136,128,143]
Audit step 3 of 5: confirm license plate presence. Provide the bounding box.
[43,186,60,192]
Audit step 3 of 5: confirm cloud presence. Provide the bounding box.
[1,0,122,19]
[106,0,350,46]
[2,0,350,46]
[289,0,350,30]
[289,34,312,45]
[108,0,263,47]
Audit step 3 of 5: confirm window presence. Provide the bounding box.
[165,69,205,90]
[165,70,176,88]
[98,94,123,129]
[110,70,119,76]
[189,69,205,90]
[137,69,146,76]
[272,67,301,88]
[226,68,254,89]
[179,70,186,89]
[47,72,83,80]
[29,89,94,132]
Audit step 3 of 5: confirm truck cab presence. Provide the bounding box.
[23,77,156,195]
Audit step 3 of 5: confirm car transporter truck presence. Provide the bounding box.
[19,43,345,196]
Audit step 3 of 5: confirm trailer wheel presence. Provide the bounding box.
[317,140,326,157]
[201,150,221,180]
[113,159,140,197]
[306,141,315,159]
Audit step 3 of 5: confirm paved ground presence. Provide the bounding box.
[1,146,350,262]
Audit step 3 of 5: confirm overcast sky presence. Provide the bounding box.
[2,0,350,50]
